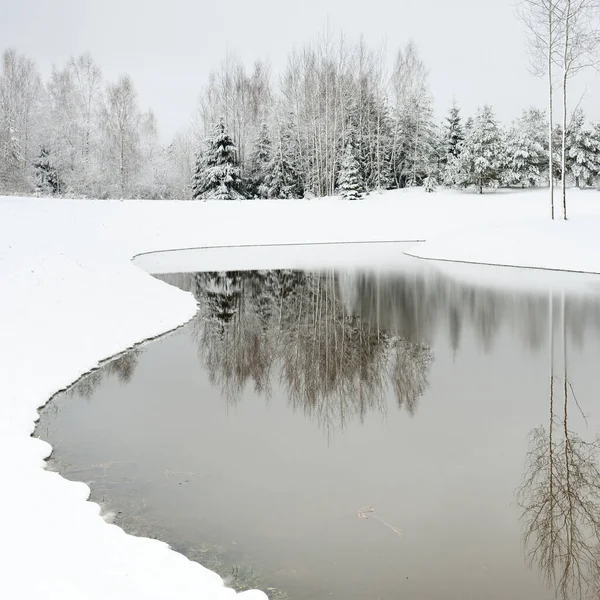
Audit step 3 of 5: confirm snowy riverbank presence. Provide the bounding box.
[2,188,600,600]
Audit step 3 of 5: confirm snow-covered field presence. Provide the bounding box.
[2,187,600,600]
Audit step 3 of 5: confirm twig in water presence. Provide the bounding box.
[357,506,403,538]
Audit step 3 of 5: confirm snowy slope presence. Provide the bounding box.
[1,188,600,600]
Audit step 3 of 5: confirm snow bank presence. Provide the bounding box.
[409,214,600,274]
[1,187,600,600]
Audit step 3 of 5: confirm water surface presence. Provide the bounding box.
[37,256,600,600]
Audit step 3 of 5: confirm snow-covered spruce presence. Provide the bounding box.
[265,120,301,199]
[566,109,600,189]
[441,102,465,186]
[192,118,245,200]
[247,123,272,199]
[454,105,504,194]
[338,143,364,200]
[503,108,548,188]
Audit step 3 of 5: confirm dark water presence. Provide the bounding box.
[37,259,600,600]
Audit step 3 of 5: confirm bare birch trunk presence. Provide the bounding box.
[561,0,571,221]
[548,1,555,219]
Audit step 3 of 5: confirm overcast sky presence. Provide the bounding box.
[3,0,600,141]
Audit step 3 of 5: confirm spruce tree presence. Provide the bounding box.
[441,102,465,185]
[247,123,271,198]
[338,143,364,200]
[552,124,564,182]
[566,110,600,188]
[192,118,245,200]
[371,98,395,191]
[423,175,437,192]
[455,105,505,193]
[33,146,61,195]
[503,108,548,188]
[190,151,203,199]
[266,122,301,199]
[392,94,436,188]
[445,102,465,160]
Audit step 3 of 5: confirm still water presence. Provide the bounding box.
[37,255,600,600]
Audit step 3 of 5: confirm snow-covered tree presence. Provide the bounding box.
[390,43,436,187]
[444,102,465,160]
[135,110,171,199]
[0,127,25,193]
[0,48,42,193]
[44,64,79,193]
[338,143,364,200]
[552,124,564,182]
[266,120,301,199]
[455,105,505,193]
[423,175,437,192]
[566,109,600,188]
[503,108,548,187]
[191,150,204,200]
[166,131,195,199]
[102,75,141,198]
[192,118,245,200]
[33,146,61,195]
[441,102,465,185]
[247,123,271,198]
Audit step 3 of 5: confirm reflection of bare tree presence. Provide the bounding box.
[280,272,391,435]
[518,294,600,599]
[388,338,432,416]
[107,352,140,383]
[68,350,142,398]
[199,312,274,404]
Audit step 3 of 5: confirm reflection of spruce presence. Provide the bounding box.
[195,272,243,325]
[193,271,273,403]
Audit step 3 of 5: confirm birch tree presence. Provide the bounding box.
[517,0,564,218]
[69,54,103,194]
[390,42,434,187]
[556,0,600,218]
[102,75,141,198]
[0,49,42,193]
[45,64,79,192]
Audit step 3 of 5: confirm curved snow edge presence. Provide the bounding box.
[405,217,600,277]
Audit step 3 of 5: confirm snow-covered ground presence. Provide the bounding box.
[2,187,600,600]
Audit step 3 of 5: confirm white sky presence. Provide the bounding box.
[3,0,600,141]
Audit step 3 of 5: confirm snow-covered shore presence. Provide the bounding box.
[2,188,600,600]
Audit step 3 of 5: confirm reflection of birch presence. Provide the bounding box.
[68,350,141,398]
[518,293,600,599]
[280,272,391,435]
[388,338,432,416]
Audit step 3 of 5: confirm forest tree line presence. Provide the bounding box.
[2,34,600,200]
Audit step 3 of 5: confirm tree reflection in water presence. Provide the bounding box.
[518,293,600,600]
[67,350,142,398]
[182,270,433,436]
